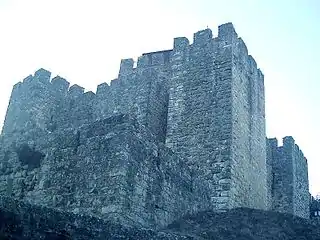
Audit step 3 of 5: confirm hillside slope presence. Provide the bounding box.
[0,196,319,239]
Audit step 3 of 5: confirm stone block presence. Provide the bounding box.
[34,68,51,84]
[193,28,213,46]
[51,76,70,94]
[68,84,84,97]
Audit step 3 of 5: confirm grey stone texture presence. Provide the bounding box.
[267,137,310,219]
[0,114,210,228]
[166,23,267,210]
[0,22,311,229]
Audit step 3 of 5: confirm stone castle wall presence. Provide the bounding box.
[0,114,211,228]
[2,62,169,144]
[0,22,310,225]
[267,137,309,218]
[1,23,269,212]
[229,28,267,210]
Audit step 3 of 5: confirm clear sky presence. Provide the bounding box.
[0,0,319,196]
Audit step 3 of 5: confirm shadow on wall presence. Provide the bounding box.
[16,144,45,170]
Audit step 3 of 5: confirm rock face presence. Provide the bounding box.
[0,22,311,230]
[0,196,192,240]
[1,196,319,240]
[167,208,320,240]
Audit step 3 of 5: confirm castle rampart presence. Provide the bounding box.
[0,23,311,228]
[1,23,268,212]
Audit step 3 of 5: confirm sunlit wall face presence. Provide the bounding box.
[0,0,319,195]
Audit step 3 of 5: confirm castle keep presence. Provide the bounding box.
[0,23,310,227]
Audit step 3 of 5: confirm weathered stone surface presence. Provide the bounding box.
[0,114,210,228]
[267,137,310,218]
[165,23,267,210]
[0,22,312,231]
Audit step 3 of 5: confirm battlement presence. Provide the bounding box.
[51,76,70,94]
[68,84,85,97]
[96,82,109,95]
[267,136,308,162]
[0,68,103,135]
[173,37,189,50]
[116,23,260,75]
[2,23,264,142]
[267,136,295,146]
[193,28,213,46]
[14,24,261,100]
[119,58,134,76]
[218,22,238,43]
[34,68,51,84]
[18,69,95,97]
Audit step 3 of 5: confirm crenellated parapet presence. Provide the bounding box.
[1,69,101,137]
[0,60,168,140]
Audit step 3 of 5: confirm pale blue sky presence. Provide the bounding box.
[0,0,319,195]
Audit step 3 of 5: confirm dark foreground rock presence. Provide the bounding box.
[0,196,319,240]
[0,196,191,240]
[167,208,320,240]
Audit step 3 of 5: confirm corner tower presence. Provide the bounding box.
[166,23,268,210]
[267,137,309,218]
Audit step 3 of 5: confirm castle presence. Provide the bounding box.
[0,23,310,228]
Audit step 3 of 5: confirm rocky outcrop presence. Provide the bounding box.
[1,196,319,240]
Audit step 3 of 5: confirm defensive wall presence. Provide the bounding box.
[267,137,309,218]
[0,23,311,226]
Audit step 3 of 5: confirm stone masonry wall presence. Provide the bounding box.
[1,22,310,225]
[0,114,209,228]
[230,30,267,209]
[0,23,269,218]
[1,62,170,144]
[166,23,267,210]
[1,69,60,135]
[268,137,294,214]
[292,139,309,218]
[267,137,309,218]
[166,28,233,211]
[95,57,170,143]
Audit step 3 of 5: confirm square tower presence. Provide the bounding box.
[166,23,268,210]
